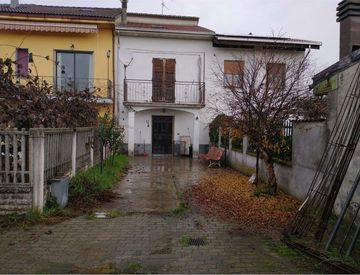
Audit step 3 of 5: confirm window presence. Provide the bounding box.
[267,63,286,90]
[16,48,29,77]
[224,60,244,88]
[56,51,93,91]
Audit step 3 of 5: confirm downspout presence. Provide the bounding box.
[112,29,116,120]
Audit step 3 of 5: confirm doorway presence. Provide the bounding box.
[152,116,173,155]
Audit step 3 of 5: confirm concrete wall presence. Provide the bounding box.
[228,121,328,201]
[327,63,360,214]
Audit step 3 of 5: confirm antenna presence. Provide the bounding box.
[161,0,169,15]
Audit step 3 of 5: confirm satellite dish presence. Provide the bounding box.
[119,49,134,65]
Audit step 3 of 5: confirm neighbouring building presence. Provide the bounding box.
[312,0,360,213]
[0,0,121,116]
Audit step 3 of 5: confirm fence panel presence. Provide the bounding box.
[76,128,93,171]
[43,129,73,182]
[0,130,31,214]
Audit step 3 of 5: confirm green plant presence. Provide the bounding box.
[98,113,125,172]
[69,154,128,208]
[275,244,299,257]
[172,203,190,217]
[122,262,142,274]
[180,235,191,247]
[44,194,60,211]
[254,185,276,197]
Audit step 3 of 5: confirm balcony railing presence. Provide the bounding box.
[13,75,113,99]
[124,79,205,106]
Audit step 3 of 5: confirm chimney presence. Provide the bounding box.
[337,0,360,58]
[121,0,128,25]
[10,0,19,8]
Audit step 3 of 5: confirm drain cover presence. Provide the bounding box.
[189,238,206,246]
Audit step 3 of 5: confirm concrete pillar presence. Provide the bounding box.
[90,129,94,167]
[193,114,200,158]
[128,111,135,157]
[29,129,45,212]
[71,130,77,176]
[229,128,233,159]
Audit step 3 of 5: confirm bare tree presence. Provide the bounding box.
[211,48,319,192]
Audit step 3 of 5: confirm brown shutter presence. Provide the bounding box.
[224,60,244,75]
[152,58,163,102]
[165,59,176,102]
[267,63,286,89]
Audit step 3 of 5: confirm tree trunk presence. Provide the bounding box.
[261,150,277,193]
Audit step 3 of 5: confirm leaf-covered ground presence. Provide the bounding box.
[184,169,300,232]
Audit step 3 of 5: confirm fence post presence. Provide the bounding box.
[242,136,248,165]
[218,126,222,148]
[72,129,77,176]
[30,129,45,212]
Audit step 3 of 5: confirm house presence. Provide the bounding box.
[0,0,121,116]
[116,1,321,157]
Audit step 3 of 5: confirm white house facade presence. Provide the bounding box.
[115,10,321,158]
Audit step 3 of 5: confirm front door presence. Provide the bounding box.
[152,116,173,155]
[152,58,176,103]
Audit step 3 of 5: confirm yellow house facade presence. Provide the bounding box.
[0,4,121,116]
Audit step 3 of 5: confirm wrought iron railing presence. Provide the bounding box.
[124,79,205,105]
[13,75,113,98]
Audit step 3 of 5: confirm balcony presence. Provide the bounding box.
[124,79,205,108]
[14,75,113,104]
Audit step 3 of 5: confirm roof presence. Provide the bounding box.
[313,49,360,84]
[214,34,322,50]
[116,22,214,34]
[0,4,122,20]
[128,12,199,21]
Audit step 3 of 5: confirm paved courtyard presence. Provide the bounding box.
[0,157,329,274]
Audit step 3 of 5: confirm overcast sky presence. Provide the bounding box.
[0,0,340,72]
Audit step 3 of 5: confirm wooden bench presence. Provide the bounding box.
[199,146,225,167]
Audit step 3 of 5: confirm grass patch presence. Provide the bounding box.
[235,164,255,177]
[121,262,142,274]
[254,185,276,197]
[180,235,191,247]
[172,202,190,217]
[275,244,300,257]
[69,154,128,209]
[0,204,75,230]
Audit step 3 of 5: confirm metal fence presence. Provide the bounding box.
[124,79,205,105]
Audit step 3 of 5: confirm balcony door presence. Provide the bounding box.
[152,58,176,103]
[56,51,93,92]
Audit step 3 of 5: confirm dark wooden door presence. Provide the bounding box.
[152,116,173,155]
[152,58,176,102]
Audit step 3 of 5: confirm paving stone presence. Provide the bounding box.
[0,157,330,274]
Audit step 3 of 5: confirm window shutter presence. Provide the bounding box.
[152,58,164,101]
[16,48,29,77]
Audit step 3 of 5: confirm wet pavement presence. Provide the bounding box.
[0,157,327,274]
